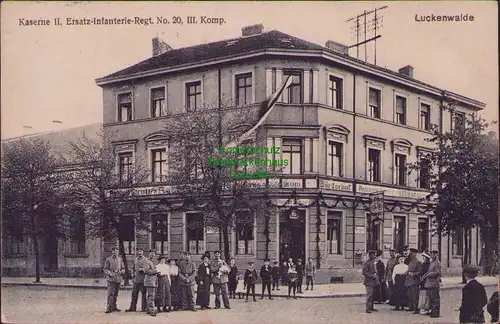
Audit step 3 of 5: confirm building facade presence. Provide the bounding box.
[2,25,485,282]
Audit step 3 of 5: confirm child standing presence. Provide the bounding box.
[260,259,273,300]
[272,261,280,291]
[296,259,304,294]
[305,257,316,291]
[228,258,238,299]
[280,261,289,289]
[244,261,258,303]
[287,265,298,299]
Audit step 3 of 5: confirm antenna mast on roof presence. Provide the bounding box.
[346,6,387,64]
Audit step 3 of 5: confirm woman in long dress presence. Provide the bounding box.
[168,259,182,311]
[391,256,409,310]
[155,256,171,313]
[373,250,388,303]
[196,255,212,310]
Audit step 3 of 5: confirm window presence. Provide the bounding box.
[328,76,343,109]
[152,215,168,255]
[454,112,466,130]
[420,104,431,130]
[419,158,431,189]
[186,213,204,255]
[8,234,24,255]
[393,216,406,252]
[236,73,252,106]
[235,210,254,255]
[368,149,381,182]
[119,216,135,255]
[327,141,343,177]
[186,81,202,112]
[371,221,383,251]
[327,211,342,254]
[282,139,302,174]
[396,96,407,125]
[118,93,132,122]
[418,218,429,252]
[151,149,167,183]
[395,154,407,186]
[283,71,302,104]
[69,207,86,255]
[369,88,381,118]
[186,148,203,180]
[151,87,166,117]
[118,152,133,184]
[452,228,464,255]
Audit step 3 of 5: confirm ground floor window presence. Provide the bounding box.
[418,218,429,252]
[327,211,342,254]
[8,234,24,255]
[452,228,464,256]
[119,216,135,255]
[235,210,254,255]
[393,216,406,252]
[152,215,168,255]
[186,212,204,255]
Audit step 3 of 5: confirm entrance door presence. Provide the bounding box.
[279,209,306,263]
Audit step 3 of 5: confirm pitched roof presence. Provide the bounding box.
[2,123,102,161]
[96,30,485,109]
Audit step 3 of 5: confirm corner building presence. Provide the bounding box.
[96,24,485,282]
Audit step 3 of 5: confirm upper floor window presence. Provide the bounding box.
[368,148,381,182]
[151,87,166,118]
[282,139,302,174]
[119,216,135,255]
[327,141,343,177]
[395,153,407,186]
[236,73,252,106]
[420,103,431,131]
[186,81,202,112]
[368,88,381,119]
[282,71,302,104]
[118,93,132,122]
[328,76,343,109]
[118,152,133,185]
[152,215,168,255]
[396,96,407,125]
[151,149,167,183]
[419,158,431,189]
[453,112,466,131]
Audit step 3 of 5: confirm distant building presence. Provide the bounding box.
[2,123,103,277]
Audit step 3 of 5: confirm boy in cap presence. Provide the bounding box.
[103,247,125,313]
[296,259,304,293]
[271,261,280,291]
[405,248,422,314]
[459,265,488,323]
[260,259,273,300]
[244,261,258,302]
[305,257,316,291]
[362,250,379,313]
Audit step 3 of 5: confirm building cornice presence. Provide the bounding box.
[95,48,485,110]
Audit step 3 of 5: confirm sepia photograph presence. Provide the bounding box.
[1,1,498,323]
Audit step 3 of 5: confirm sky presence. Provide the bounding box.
[1,1,498,139]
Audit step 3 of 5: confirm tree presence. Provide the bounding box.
[163,103,277,261]
[411,97,498,277]
[2,138,69,282]
[65,129,165,285]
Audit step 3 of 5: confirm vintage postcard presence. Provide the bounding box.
[1,1,498,324]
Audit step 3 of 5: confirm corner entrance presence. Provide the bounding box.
[279,209,306,263]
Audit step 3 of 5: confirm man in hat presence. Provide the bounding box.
[402,245,411,265]
[459,265,488,323]
[126,247,147,312]
[362,250,379,313]
[385,248,398,305]
[178,251,197,311]
[405,248,423,314]
[424,250,442,318]
[103,247,125,313]
[210,250,230,309]
[144,249,159,316]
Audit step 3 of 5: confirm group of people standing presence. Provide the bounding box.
[362,246,499,323]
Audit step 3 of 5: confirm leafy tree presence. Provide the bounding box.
[2,138,70,282]
[410,97,498,276]
[162,103,277,261]
[65,128,166,284]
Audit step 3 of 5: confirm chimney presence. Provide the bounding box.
[241,24,264,37]
[398,65,414,78]
[152,37,172,57]
[325,40,349,55]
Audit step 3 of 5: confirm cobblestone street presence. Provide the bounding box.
[2,285,497,324]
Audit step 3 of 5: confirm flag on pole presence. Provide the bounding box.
[224,75,293,147]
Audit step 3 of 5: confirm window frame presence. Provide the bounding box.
[394,153,408,186]
[151,148,168,183]
[234,72,254,106]
[234,210,256,256]
[326,210,343,255]
[184,212,206,256]
[395,94,407,126]
[151,214,170,256]
[150,86,167,118]
[452,228,464,256]
[118,152,134,185]
[117,91,133,122]
[184,80,203,113]
[282,70,303,104]
[119,215,136,255]
[419,101,431,131]
[327,73,344,109]
[367,148,382,182]
[367,86,382,119]
[417,217,430,253]
[365,212,383,251]
[68,207,86,255]
[327,140,343,177]
[281,138,303,175]
[392,215,407,253]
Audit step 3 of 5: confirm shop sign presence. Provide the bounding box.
[319,179,353,192]
[356,184,428,200]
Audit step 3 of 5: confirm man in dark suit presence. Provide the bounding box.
[362,250,379,313]
[459,265,488,323]
[259,259,273,300]
[424,250,442,318]
[405,248,422,314]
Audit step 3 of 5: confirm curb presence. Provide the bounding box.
[2,282,496,299]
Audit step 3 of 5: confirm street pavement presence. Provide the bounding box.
[1,285,497,324]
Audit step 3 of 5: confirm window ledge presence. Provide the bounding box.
[64,253,90,258]
[5,253,25,258]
